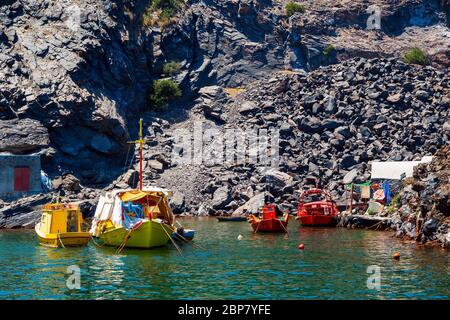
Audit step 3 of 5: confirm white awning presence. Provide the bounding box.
[370,156,433,180]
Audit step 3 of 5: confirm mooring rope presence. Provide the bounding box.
[161,223,183,256]
[254,220,261,234]
[278,219,289,234]
[174,221,204,249]
[57,233,66,248]
[116,228,135,254]
[90,235,104,247]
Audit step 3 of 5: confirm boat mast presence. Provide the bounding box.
[138,118,144,191]
[127,118,145,190]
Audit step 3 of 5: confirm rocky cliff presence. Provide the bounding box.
[0,0,449,220]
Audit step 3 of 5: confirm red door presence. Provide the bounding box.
[14,167,30,192]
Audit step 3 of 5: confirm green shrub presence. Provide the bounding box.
[151,0,183,17]
[150,79,182,110]
[403,47,428,65]
[285,2,305,17]
[323,44,335,56]
[163,61,181,76]
[143,0,184,27]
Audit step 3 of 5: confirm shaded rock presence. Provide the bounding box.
[263,169,294,190]
[212,186,232,209]
[298,116,321,133]
[340,155,357,169]
[239,101,259,114]
[170,191,185,214]
[148,160,164,173]
[233,193,265,215]
[90,134,118,155]
[62,174,82,192]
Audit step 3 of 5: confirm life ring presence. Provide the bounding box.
[373,189,385,202]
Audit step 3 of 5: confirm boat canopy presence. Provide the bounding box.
[120,190,162,202]
[90,187,174,235]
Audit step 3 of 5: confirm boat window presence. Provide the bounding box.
[67,211,78,232]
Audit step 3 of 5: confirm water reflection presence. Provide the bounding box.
[0,219,448,299]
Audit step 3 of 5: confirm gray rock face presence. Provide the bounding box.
[0,1,148,183]
[157,57,448,213]
[0,119,49,153]
[2,0,450,223]
[0,194,51,229]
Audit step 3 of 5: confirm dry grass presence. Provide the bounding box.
[224,87,246,98]
[277,69,302,75]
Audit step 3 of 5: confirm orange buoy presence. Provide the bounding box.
[392,252,400,260]
[298,243,305,250]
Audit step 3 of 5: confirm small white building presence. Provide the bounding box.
[370,156,433,180]
[0,154,42,199]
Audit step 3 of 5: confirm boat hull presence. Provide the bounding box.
[298,215,336,227]
[35,224,90,248]
[99,220,172,249]
[250,219,289,233]
[172,229,195,241]
[217,216,247,222]
[297,189,339,227]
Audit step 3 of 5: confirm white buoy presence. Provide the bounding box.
[237,234,243,240]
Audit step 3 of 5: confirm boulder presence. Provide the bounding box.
[233,193,265,215]
[62,174,82,192]
[170,191,186,214]
[343,169,359,184]
[239,101,258,114]
[298,116,321,133]
[263,169,294,190]
[340,155,357,169]
[148,160,164,173]
[212,186,232,209]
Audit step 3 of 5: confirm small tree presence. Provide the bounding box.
[285,2,305,17]
[150,79,182,110]
[142,9,154,27]
[163,61,181,76]
[403,47,428,65]
[323,44,335,56]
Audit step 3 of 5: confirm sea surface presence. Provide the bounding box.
[0,217,448,300]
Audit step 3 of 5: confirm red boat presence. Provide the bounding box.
[248,204,289,233]
[297,188,338,227]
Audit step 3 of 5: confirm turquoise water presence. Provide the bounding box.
[0,217,448,300]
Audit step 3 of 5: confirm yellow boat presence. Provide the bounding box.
[35,202,90,248]
[89,119,176,250]
[90,188,175,249]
